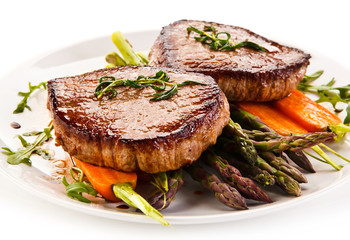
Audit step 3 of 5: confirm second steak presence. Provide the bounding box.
[149,19,311,102]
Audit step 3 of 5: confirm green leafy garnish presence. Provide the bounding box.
[344,105,350,125]
[13,82,47,114]
[297,70,324,90]
[297,70,350,125]
[62,167,98,203]
[94,70,206,101]
[1,122,54,166]
[187,25,267,52]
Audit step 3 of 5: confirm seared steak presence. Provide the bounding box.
[47,65,229,173]
[148,19,311,102]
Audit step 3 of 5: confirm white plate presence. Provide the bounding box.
[1,30,350,225]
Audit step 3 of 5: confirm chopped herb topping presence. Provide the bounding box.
[94,70,206,101]
[187,25,267,52]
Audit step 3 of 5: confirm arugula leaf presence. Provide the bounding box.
[315,91,347,112]
[1,122,53,166]
[13,82,47,114]
[297,70,350,124]
[297,70,324,91]
[344,104,350,125]
[62,167,98,203]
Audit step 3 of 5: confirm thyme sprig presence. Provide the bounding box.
[62,167,98,203]
[94,70,206,101]
[297,70,350,124]
[1,122,54,166]
[187,25,267,52]
[13,81,47,114]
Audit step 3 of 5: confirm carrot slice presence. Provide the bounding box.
[237,101,308,136]
[74,158,137,202]
[271,89,342,132]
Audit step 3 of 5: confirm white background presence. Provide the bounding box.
[1,0,350,239]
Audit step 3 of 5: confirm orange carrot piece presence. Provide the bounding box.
[271,89,342,132]
[237,101,308,136]
[74,158,137,202]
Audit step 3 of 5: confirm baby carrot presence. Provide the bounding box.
[74,158,137,202]
[271,89,342,132]
[236,102,308,136]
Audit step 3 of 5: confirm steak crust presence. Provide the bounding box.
[148,19,311,102]
[47,65,229,173]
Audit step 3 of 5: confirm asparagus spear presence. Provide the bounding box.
[251,132,335,153]
[148,169,184,210]
[214,149,276,186]
[256,156,301,196]
[215,146,300,196]
[217,131,334,165]
[230,104,342,170]
[222,119,258,165]
[243,129,279,141]
[202,150,272,203]
[284,150,316,173]
[243,128,317,173]
[259,152,308,183]
[185,163,248,210]
[244,128,335,150]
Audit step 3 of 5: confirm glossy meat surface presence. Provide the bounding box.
[149,19,311,101]
[47,65,230,173]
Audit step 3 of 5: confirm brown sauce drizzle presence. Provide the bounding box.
[194,190,203,195]
[116,204,129,209]
[10,122,21,129]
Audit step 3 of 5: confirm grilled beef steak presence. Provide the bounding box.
[148,19,311,102]
[47,65,229,173]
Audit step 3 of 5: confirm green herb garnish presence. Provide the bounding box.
[1,122,53,166]
[297,70,350,124]
[13,81,47,114]
[62,167,98,203]
[94,70,206,101]
[187,25,267,52]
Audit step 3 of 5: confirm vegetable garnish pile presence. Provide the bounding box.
[2,29,350,226]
